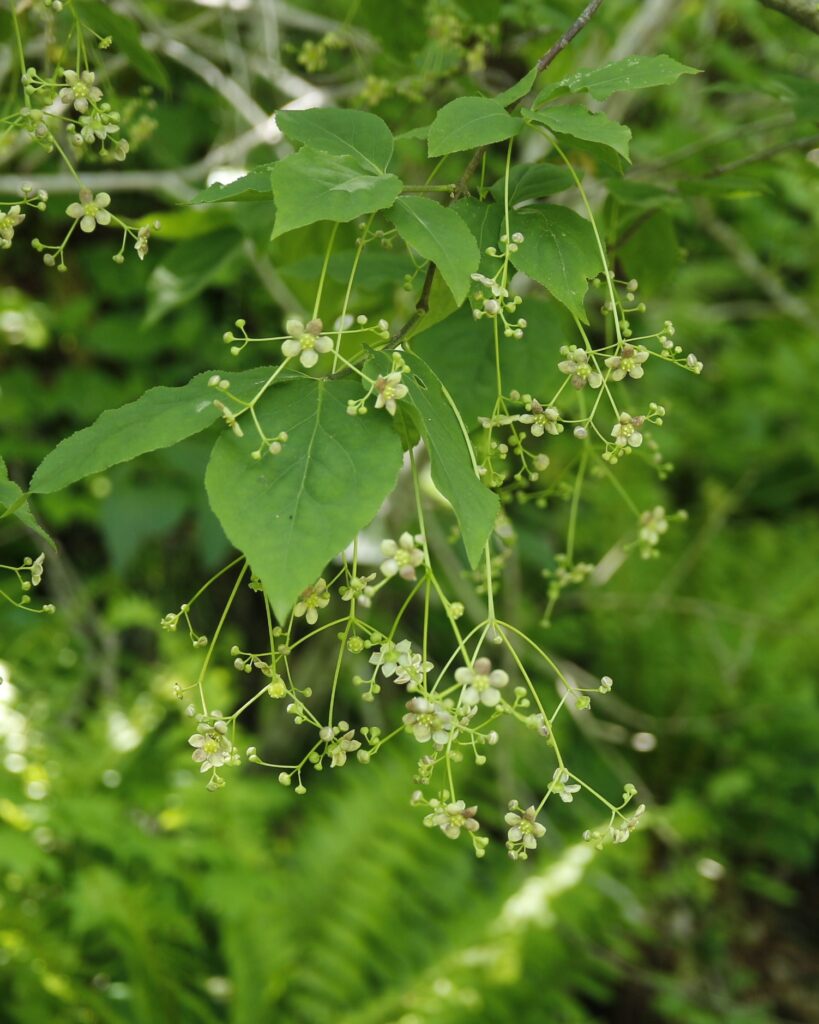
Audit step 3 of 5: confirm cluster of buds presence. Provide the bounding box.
[470,271,527,338]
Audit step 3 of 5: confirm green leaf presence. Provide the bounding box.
[406,274,460,340]
[509,206,600,322]
[494,67,538,107]
[146,229,243,325]
[556,54,700,102]
[490,163,575,205]
[411,304,569,430]
[76,1,169,90]
[205,379,402,622]
[525,106,631,161]
[276,108,394,173]
[270,149,403,240]
[605,178,679,210]
[30,367,281,495]
[402,353,498,566]
[189,166,275,204]
[451,197,503,275]
[396,125,430,142]
[619,210,680,297]
[0,457,54,547]
[427,97,521,157]
[387,197,479,305]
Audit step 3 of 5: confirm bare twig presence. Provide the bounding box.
[704,132,819,176]
[758,0,819,32]
[537,0,607,71]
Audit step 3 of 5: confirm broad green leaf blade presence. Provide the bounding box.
[411,304,569,430]
[0,457,54,547]
[189,165,276,204]
[489,163,575,206]
[30,366,281,494]
[559,54,700,101]
[270,149,403,240]
[387,197,479,305]
[403,353,498,567]
[509,206,600,322]
[494,67,538,106]
[427,97,521,157]
[525,106,631,161]
[205,379,402,622]
[451,197,503,276]
[276,108,394,173]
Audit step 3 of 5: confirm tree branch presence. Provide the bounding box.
[758,0,819,33]
[537,0,607,71]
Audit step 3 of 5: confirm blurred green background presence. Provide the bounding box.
[1,1,817,1021]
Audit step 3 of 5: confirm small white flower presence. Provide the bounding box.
[638,506,668,547]
[281,317,334,368]
[0,205,25,248]
[611,803,645,843]
[326,729,361,767]
[549,768,581,803]
[505,804,546,857]
[402,697,451,745]
[293,578,330,624]
[557,346,603,390]
[29,553,45,586]
[374,371,408,415]
[455,656,509,708]
[394,651,433,690]
[519,401,563,438]
[423,798,480,840]
[188,720,233,772]
[611,412,644,448]
[379,532,425,580]
[66,188,111,233]
[59,69,103,113]
[605,345,649,381]
[369,638,414,679]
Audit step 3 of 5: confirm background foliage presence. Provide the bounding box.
[1,1,818,1022]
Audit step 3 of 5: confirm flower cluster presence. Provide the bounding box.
[0,553,55,614]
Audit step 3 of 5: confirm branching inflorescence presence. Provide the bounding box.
[10,2,707,860]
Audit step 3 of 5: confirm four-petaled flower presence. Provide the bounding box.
[66,189,112,233]
[403,697,451,745]
[380,532,425,580]
[605,344,649,381]
[374,372,408,416]
[611,412,644,448]
[281,317,334,368]
[188,720,233,772]
[327,729,361,767]
[520,401,563,437]
[0,205,25,248]
[424,798,480,840]
[549,768,581,802]
[369,638,414,679]
[455,656,509,708]
[59,69,103,113]
[558,346,603,390]
[505,804,546,853]
[293,577,330,624]
[394,651,433,690]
